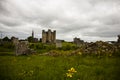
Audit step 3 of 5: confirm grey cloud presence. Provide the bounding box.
[0,0,119,41]
[90,0,120,5]
[0,17,23,27]
[83,25,120,38]
[101,14,120,25]
[0,0,8,15]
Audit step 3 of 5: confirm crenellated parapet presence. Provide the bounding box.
[42,29,56,43]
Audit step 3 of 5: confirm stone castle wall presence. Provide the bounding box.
[42,29,56,43]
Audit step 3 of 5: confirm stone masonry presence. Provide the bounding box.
[12,37,35,55]
[15,41,29,55]
[56,40,62,48]
[42,29,56,43]
[73,37,84,47]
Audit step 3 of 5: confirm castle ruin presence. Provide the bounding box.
[42,29,56,43]
[117,35,120,43]
[73,37,84,47]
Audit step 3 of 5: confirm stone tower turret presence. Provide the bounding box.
[53,30,56,43]
[32,30,34,38]
[42,30,46,43]
[42,29,56,43]
[48,29,52,43]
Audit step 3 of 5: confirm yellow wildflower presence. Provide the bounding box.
[78,52,82,55]
[66,67,77,78]
[68,67,77,73]
[66,73,72,77]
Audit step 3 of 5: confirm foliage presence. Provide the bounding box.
[29,43,56,54]
[60,42,78,51]
[0,42,14,52]
[27,36,33,42]
[28,41,120,57]
[28,42,79,55]
[2,36,11,41]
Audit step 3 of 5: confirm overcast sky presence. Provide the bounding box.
[0,0,120,42]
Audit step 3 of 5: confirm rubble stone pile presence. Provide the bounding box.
[74,41,120,56]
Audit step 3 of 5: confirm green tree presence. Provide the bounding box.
[27,36,33,42]
[3,36,10,41]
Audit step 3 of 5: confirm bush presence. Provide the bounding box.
[0,42,15,52]
[29,44,35,49]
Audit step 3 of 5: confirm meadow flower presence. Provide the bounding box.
[66,73,73,77]
[66,67,77,78]
[78,52,82,55]
[68,67,77,73]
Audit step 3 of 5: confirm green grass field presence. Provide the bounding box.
[0,52,120,80]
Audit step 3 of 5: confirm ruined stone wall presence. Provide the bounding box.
[12,38,19,45]
[56,40,62,48]
[12,38,35,55]
[73,37,84,47]
[15,41,29,55]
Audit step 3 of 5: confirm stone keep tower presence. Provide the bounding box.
[117,35,120,43]
[32,30,34,39]
[42,29,56,43]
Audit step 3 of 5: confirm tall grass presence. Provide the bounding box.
[0,53,120,80]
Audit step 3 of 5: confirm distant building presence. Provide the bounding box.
[31,30,38,43]
[42,29,56,43]
[33,38,38,43]
[73,37,84,47]
[74,37,84,43]
[56,39,62,48]
[32,30,34,39]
